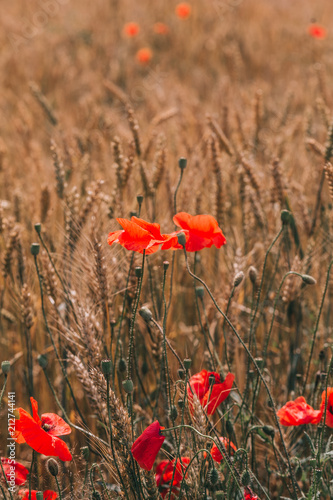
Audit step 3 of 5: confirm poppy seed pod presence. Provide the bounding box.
[163,260,169,271]
[36,493,43,500]
[136,195,144,205]
[101,360,112,377]
[1,360,10,374]
[280,209,290,225]
[135,266,142,278]
[195,286,205,299]
[34,223,42,234]
[178,157,187,170]
[215,493,225,500]
[30,243,40,256]
[122,379,134,393]
[47,458,59,477]
[183,358,192,370]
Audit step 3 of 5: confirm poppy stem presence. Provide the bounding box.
[28,450,35,500]
[127,250,145,382]
[89,463,112,500]
[0,373,8,412]
[177,448,213,498]
[55,475,63,500]
[181,246,300,499]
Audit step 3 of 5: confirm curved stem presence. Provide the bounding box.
[181,247,300,499]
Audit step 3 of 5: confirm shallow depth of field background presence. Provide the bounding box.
[1,0,333,498]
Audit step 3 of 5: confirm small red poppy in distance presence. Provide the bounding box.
[153,22,169,35]
[188,370,234,416]
[173,212,226,252]
[317,387,333,427]
[1,458,29,485]
[277,396,321,426]
[156,457,190,498]
[131,421,165,470]
[14,397,72,462]
[308,24,327,39]
[175,3,192,19]
[210,437,237,464]
[19,491,58,500]
[136,48,153,65]
[108,216,186,254]
[123,22,140,37]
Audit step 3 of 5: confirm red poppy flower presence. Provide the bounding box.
[136,48,153,65]
[317,387,333,427]
[277,396,321,426]
[173,212,226,252]
[19,490,57,500]
[188,370,234,416]
[244,488,258,500]
[210,437,237,464]
[308,24,327,39]
[108,216,186,254]
[175,3,191,19]
[153,23,169,35]
[14,397,72,462]
[1,458,29,485]
[131,421,165,471]
[123,22,140,37]
[156,457,190,498]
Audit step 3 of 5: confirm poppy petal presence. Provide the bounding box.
[30,398,41,426]
[131,421,165,471]
[41,413,71,436]
[203,372,234,415]
[277,396,321,426]
[1,458,29,485]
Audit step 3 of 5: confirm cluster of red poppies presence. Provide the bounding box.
[277,389,333,427]
[130,369,237,497]
[107,212,226,254]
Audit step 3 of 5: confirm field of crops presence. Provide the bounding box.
[1,1,333,498]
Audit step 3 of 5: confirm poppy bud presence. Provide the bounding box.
[208,466,219,485]
[280,210,290,225]
[139,306,153,323]
[233,271,244,288]
[31,243,40,256]
[241,470,251,487]
[195,286,204,299]
[36,493,43,500]
[301,274,316,285]
[177,232,186,248]
[254,357,264,370]
[135,266,142,278]
[169,405,178,421]
[122,379,134,393]
[117,358,127,373]
[163,261,169,271]
[80,446,90,461]
[262,425,275,438]
[183,358,192,370]
[178,157,187,170]
[34,223,42,234]
[101,360,112,377]
[249,266,258,285]
[37,354,48,369]
[47,458,59,477]
[1,361,10,374]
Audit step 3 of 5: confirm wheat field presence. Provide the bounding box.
[1,1,333,499]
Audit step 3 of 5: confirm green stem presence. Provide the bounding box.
[55,476,63,500]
